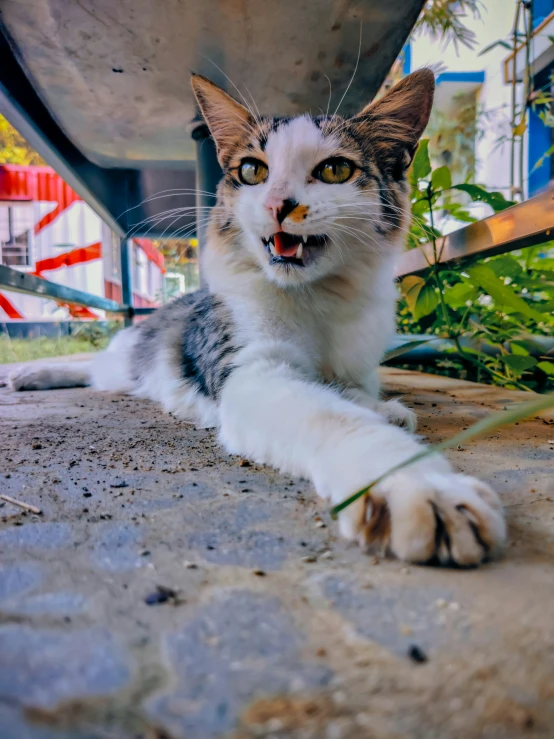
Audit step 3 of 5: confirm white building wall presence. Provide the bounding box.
[411,0,516,196]
[1,197,164,320]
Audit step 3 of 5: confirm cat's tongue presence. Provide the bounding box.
[273,232,301,258]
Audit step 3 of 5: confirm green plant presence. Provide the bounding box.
[0,114,47,166]
[415,0,483,50]
[396,138,554,393]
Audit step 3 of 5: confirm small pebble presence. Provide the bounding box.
[408,644,428,663]
[315,521,326,528]
[144,585,178,606]
[239,459,250,467]
[252,569,266,576]
[183,560,198,569]
[302,555,317,563]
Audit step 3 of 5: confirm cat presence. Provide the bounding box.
[9,69,505,565]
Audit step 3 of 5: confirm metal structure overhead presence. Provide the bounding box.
[0,0,425,237]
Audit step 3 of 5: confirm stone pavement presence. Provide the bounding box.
[0,360,553,739]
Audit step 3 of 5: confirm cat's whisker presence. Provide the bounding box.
[117,192,219,221]
[124,206,215,236]
[124,208,206,240]
[324,74,333,119]
[132,210,213,242]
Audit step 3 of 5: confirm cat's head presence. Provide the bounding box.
[191,70,434,287]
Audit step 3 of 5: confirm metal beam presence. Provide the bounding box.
[0,265,128,314]
[396,189,554,278]
[0,24,197,239]
[120,239,134,327]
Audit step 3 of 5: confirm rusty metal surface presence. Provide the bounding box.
[396,188,554,278]
[0,360,553,738]
[1,0,424,168]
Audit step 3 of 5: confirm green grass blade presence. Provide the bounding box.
[383,338,433,362]
[330,393,554,518]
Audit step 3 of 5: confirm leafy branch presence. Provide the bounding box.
[399,138,553,393]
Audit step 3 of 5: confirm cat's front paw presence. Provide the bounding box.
[377,398,417,432]
[339,468,505,566]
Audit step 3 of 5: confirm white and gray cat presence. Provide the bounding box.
[10,70,505,565]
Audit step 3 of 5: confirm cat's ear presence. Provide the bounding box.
[353,69,435,179]
[191,75,254,165]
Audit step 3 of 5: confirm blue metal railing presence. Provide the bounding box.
[0,237,156,322]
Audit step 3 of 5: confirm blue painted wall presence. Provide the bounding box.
[528,107,552,195]
[402,43,411,75]
[533,0,554,27]
[528,2,554,194]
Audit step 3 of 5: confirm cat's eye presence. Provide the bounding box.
[238,158,269,185]
[314,157,354,184]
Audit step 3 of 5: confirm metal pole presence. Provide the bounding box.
[120,237,133,327]
[191,124,222,279]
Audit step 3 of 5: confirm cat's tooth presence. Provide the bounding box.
[269,241,277,256]
[296,242,303,260]
[301,235,307,243]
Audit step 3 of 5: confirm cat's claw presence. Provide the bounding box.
[377,398,417,432]
[338,469,505,566]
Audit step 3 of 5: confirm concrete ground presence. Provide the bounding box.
[0,358,553,739]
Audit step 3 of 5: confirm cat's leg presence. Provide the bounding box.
[9,361,91,391]
[342,387,417,432]
[10,326,137,393]
[219,344,505,566]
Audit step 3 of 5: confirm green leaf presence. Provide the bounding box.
[431,166,452,192]
[510,342,529,356]
[413,284,439,321]
[330,394,554,518]
[478,39,512,56]
[443,282,478,309]
[443,206,477,223]
[537,361,554,376]
[466,264,549,324]
[510,338,544,355]
[487,255,523,280]
[453,184,516,212]
[409,138,431,189]
[383,338,433,362]
[412,198,431,217]
[498,355,537,374]
[530,144,554,175]
[401,275,426,313]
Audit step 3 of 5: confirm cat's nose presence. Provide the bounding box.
[264,197,299,225]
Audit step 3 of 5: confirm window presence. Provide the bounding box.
[0,206,31,267]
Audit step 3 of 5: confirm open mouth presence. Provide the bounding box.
[262,232,327,266]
